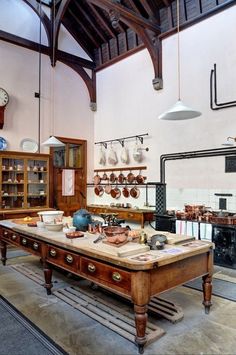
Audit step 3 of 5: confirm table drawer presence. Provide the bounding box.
[1,228,20,245]
[80,257,131,292]
[47,245,80,273]
[20,236,42,255]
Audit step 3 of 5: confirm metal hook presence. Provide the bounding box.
[101,142,107,149]
[118,139,124,147]
[136,136,144,144]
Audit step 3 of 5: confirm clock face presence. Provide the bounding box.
[0,88,9,107]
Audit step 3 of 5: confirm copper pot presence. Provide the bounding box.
[118,172,125,184]
[105,181,112,194]
[122,185,130,198]
[94,185,104,196]
[102,172,108,180]
[94,173,101,185]
[127,171,135,183]
[110,186,121,199]
[136,171,145,184]
[109,172,117,183]
[130,186,140,199]
[103,226,129,237]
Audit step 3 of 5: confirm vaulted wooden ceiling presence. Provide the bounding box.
[0,0,234,108]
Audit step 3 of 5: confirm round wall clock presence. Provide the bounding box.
[0,88,9,107]
[0,137,8,150]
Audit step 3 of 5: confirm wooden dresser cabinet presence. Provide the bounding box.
[0,151,52,219]
[87,205,154,228]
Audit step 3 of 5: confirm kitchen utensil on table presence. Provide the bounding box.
[94,185,104,197]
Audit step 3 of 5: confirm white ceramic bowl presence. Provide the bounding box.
[44,223,63,232]
[38,211,64,224]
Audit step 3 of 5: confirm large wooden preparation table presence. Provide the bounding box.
[0,220,213,353]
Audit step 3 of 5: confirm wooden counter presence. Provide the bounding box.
[87,205,154,228]
[0,220,213,353]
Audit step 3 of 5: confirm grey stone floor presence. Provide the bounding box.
[0,254,236,355]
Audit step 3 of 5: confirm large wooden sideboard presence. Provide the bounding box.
[0,220,213,353]
[87,205,154,228]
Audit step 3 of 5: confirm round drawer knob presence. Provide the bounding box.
[112,272,122,282]
[66,255,73,264]
[33,242,39,250]
[11,235,17,241]
[88,263,96,273]
[22,238,27,245]
[4,231,8,236]
[128,214,134,217]
[50,249,57,257]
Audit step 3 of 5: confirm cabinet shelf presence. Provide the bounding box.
[0,151,50,212]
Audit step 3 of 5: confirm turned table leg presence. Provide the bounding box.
[202,274,212,314]
[0,240,7,265]
[134,304,148,354]
[43,262,53,295]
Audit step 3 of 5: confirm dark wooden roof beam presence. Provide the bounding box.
[86,2,117,38]
[68,9,100,48]
[86,0,161,33]
[74,2,108,43]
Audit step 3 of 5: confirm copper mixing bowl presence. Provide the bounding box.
[103,226,128,237]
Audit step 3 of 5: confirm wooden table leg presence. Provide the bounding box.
[43,262,53,295]
[202,274,212,314]
[0,240,7,265]
[134,304,148,354]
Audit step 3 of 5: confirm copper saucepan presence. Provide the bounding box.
[136,170,145,184]
[122,180,130,198]
[105,180,112,194]
[109,172,116,183]
[130,186,140,199]
[110,186,121,199]
[94,185,104,196]
[94,172,101,185]
[127,171,135,183]
[118,172,125,184]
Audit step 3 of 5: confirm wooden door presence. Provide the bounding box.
[50,137,87,216]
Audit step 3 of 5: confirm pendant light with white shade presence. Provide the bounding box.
[41,0,64,147]
[158,0,202,121]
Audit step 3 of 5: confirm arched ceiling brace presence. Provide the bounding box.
[52,0,72,66]
[59,56,97,111]
[0,29,96,109]
[86,0,163,90]
[22,0,51,45]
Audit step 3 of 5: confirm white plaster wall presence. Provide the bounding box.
[91,6,236,211]
[0,0,94,180]
[0,0,48,44]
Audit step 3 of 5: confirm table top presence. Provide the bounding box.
[0,219,213,271]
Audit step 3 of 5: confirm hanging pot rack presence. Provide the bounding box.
[95,133,149,149]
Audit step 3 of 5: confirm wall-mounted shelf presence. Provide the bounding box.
[95,133,148,148]
[94,166,147,173]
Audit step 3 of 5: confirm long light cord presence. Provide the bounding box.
[38,0,42,152]
[177,0,181,101]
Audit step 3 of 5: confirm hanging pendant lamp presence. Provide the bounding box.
[41,0,64,148]
[42,136,65,147]
[158,0,202,121]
